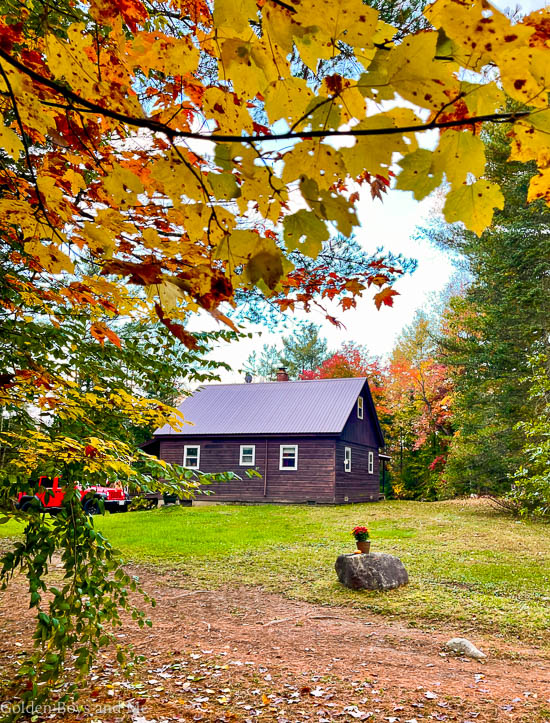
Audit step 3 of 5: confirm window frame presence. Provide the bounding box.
[183,444,200,470]
[239,444,256,466]
[344,446,352,473]
[368,450,374,475]
[357,396,364,420]
[279,444,298,471]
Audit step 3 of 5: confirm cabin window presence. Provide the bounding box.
[279,445,298,470]
[240,445,255,466]
[344,447,352,473]
[184,445,200,469]
[368,450,374,475]
[357,396,364,419]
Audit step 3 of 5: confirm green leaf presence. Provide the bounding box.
[283,210,329,257]
[396,149,442,200]
[208,172,241,200]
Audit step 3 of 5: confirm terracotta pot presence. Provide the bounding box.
[356,540,371,554]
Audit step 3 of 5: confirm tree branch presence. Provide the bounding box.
[0,48,534,146]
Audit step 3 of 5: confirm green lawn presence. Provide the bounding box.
[1,499,549,644]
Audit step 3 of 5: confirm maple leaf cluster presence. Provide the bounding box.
[0,0,548,353]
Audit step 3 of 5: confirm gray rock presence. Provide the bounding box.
[444,637,486,660]
[335,552,409,591]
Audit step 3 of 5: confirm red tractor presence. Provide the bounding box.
[17,476,130,515]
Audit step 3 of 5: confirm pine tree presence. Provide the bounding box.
[434,126,550,495]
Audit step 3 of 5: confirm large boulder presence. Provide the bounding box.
[335,552,409,591]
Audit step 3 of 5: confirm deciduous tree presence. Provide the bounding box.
[384,313,453,498]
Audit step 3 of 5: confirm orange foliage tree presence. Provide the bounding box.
[383,315,454,498]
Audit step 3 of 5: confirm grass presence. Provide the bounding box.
[1,499,549,644]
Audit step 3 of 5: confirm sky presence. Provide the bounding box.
[193,0,548,384]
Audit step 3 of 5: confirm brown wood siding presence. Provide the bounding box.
[334,440,380,503]
[339,380,383,448]
[159,436,336,503]
[340,401,380,447]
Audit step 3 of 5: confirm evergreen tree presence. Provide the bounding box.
[433,126,550,495]
[281,323,330,378]
[508,351,550,519]
[244,323,330,380]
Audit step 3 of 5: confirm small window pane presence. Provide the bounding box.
[184,446,200,469]
[344,447,352,473]
[368,451,374,475]
[240,445,255,465]
[357,396,364,419]
[280,445,298,470]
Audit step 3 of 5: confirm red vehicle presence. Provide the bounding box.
[17,476,129,515]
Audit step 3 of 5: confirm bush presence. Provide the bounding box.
[507,353,550,520]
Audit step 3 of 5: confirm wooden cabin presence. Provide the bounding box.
[143,374,385,504]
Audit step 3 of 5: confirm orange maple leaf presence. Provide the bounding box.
[90,322,122,348]
[373,287,400,310]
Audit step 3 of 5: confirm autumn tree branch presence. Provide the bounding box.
[0,48,534,147]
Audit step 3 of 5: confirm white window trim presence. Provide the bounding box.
[357,396,364,419]
[183,444,200,470]
[239,444,256,466]
[368,450,374,475]
[344,447,352,473]
[279,444,298,471]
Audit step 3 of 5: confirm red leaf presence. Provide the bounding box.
[154,303,198,349]
[101,260,164,286]
[374,287,400,310]
[84,445,99,458]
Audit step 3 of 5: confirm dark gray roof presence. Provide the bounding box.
[154,377,375,437]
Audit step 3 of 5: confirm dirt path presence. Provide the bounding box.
[0,565,549,722]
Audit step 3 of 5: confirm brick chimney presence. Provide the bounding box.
[276,366,289,382]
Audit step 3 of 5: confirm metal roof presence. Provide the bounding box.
[154,377,377,437]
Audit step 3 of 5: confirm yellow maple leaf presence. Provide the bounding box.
[150,154,206,204]
[202,86,254,134]
[0,124,23,160]
[131,33,200,77]
[462,81,505,118]
[425,0,533,72]
[45,26,99,95]
[282,141,345,190]
[432,130,486,189]
[293,0,378,69]
[263,78,314,126]
[220,36,280,99]
[509,111,550,165]
[102,165,144,207]
[341,114,408,178]
[361,33,458,109]
[443,180,504,236]
[214,0,258,32]
[527,167,550,204]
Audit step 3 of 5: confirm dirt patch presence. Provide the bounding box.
[0,563,549,722]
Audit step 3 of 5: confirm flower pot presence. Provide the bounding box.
[356,540,370,554]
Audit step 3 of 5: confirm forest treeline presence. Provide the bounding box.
[246,129,550,518]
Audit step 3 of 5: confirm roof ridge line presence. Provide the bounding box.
[197,376,368,387]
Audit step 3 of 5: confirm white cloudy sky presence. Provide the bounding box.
[192,0,547,383]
